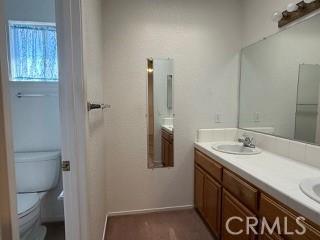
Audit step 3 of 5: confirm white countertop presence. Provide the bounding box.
[195,141,320,225]
[162,125,173,134]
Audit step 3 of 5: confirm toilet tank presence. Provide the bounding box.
[15,151,61,193]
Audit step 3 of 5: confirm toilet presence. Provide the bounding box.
[15,151,61,240]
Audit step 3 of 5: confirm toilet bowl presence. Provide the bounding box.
[15,151,61,240]
[17,193,46,240]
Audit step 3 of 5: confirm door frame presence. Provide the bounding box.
[0,0,89,239]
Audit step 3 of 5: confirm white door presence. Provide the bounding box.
[0,0,89,239]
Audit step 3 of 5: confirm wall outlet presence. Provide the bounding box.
[215,113,223,123]
[254,112,261,122]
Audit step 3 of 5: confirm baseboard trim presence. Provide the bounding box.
[102,214,108,240]
[108,205,194,217]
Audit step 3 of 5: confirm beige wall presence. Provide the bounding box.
[242,0,301,47]
[103,0,242,213]
[81,0,107,238]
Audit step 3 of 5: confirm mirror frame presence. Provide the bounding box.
[146,58,175,169]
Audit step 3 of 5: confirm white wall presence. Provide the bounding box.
[5,0,55,23]
[9,83,61,152]
[242,0,301,47]
[81,0,107,238]
[317,83,320,144]
[103,0,242,213]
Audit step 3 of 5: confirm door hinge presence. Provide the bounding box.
[62,161,71,172]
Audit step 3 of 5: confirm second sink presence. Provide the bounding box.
[300,178,320,204]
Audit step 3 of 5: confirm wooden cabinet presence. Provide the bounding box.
[194,148,320,240]
[223,169,258,212]
[161,129,173,167]
[195,165,205,215]
[195,150,222,181]
[260,194,320,240]
[221,190,257,240]
[195,151,222,238]
[258,233,283,240]
[204,174,222,237]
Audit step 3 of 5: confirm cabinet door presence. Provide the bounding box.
[260,194,320,240]
[204,175,222,237]
[221,190,257,240]
[168,139,173,167]
[195,165,205,216]
[161,137,170,167]
[258,232,283,240]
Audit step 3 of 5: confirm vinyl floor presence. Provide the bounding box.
[105,209,215,240]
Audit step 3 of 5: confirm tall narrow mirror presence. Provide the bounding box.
[147,58,174,168]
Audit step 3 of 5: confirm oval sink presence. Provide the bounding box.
[212,143,262,155]
[300,178,320,204]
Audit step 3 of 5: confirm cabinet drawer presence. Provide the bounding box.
[260,194,320,240]
[222,190,257,240]
[195,150,222,182]
[223,169,258,212]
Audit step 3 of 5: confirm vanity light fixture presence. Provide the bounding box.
[287,3,299,12]
[272,11,283,22]
[276,0,320,27]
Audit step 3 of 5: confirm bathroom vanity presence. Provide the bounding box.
[194,144,320,240]
[161,127,174,167]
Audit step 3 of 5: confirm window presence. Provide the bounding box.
[9,22,58,82]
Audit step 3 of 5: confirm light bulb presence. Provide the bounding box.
[304,0,316,3]
[287,3,298,12]
[272,11,283,22]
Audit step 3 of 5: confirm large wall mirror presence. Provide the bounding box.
[239,14,320,145]
[147,58,174,168]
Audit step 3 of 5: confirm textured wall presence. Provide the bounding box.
[9,83,61,152]
[5,0,55,22]
[81,0,107,238]
[242,0,302,47]
[102,0,242,213]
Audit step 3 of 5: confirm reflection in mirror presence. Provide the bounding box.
[239,14,320,145]
[147,58,174,168]
[295,64,320,143]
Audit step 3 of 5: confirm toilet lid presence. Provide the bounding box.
[15,151,61,163]
[17,193,40,218]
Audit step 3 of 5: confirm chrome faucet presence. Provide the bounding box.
[238,135,255,148]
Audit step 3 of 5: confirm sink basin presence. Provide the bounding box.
[300,178,320,204]
[212,143,262,155]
